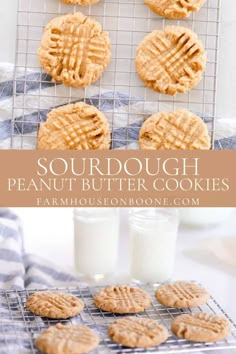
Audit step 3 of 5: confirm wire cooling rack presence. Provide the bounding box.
[0,284,235,353]
[12,0,221,149]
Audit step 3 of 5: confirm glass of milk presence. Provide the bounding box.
[129,208,179,284]
[73,208,119,280]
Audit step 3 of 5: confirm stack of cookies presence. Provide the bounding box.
[36,0,211,151]
[26,282,231,353]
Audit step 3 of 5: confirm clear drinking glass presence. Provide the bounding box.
[129,208,179,284]
[73,208,119,280]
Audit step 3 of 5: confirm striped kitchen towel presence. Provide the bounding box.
[0,209,94,353]
[0,208,80,290]
[1,63,236,149]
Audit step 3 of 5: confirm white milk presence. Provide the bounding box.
[129,209,179,283]
[180,208,233,227]
[74,208,119,278]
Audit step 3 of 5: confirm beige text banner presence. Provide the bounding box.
[0,151,235,207]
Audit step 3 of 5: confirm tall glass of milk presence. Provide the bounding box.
[73,208,119,280]
[129,208,179,284]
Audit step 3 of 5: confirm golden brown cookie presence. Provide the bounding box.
[136,26,206,95]
[38,12,111,87]
[94,286,151,314]
[155,282,210,308]
[35,323,99,354]
[60,0,100,5]
[139,110,210,150]
[26,291,84,319]
[171,313,231,342]
[145,0,206,19]
[37,102,111,150]
[108,317,168,348]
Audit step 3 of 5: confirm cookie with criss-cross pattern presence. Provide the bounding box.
[38,12,111,87]
[35,324,99,354]
[171,313,231,342]
[109,317,168,348]
[145,0,206,19]
[60,0,100,6]
[139,110,210,150]
[94,286,151,314]
[136,26,206,95]
[155,281,210,308]
[26,291,84,319]
[37,102,111,150]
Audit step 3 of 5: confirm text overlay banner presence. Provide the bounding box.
[0,151,235,207]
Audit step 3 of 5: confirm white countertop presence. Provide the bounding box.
[1,0,236,120]
[11,207,236,328]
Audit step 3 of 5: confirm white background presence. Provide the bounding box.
[11,207,236,324]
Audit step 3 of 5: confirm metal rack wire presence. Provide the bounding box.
[0,284,235,353]
[12,0,221,149]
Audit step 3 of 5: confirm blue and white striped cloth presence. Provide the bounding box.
[0,209,88,353]
[1,63,236,149]
[0,208,80,290]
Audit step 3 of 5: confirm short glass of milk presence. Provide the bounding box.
[73,208,119,280]
[129,208,179,284]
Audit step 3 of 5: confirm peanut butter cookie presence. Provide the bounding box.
[155,281,210,308]
[60,0,100,5]
[108,317,168,348]
[35,323,99,354]
[136,26,206,95]
[37,102,111,150]
[139,110,210,150]
[94,286,151,314]
[145,0,206,19]
[26,291,84,319]
[38,12,111,87]
[171,313,231,342]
